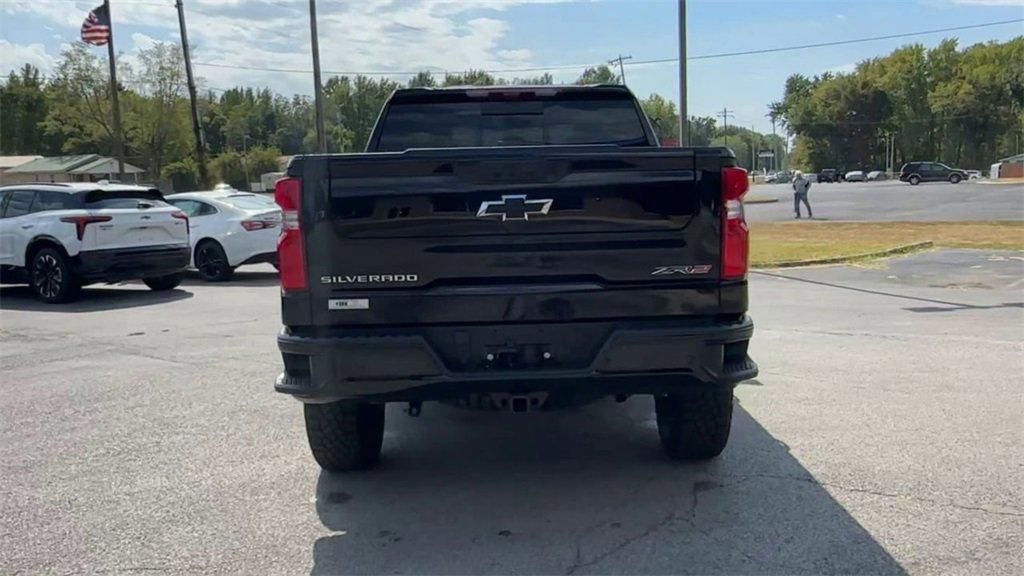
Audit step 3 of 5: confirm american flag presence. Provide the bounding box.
[81,3,112,46]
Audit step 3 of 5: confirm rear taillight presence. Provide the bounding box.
[240,219,278,231]
[60,215,112,241]
[274,177,306,291]
[171,210,189,232]
[721,167,750,280]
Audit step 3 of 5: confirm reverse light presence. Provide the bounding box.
[60,215,112,241]
[274,177,307,291]
[721,167,750,280]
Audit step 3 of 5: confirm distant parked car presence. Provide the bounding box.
[764,172,778,183]
[819,168,840,183]
[899,162,968,185]
[774,171,793,184]
[165,190,282,281]
[866,170,888,181]
[844,170,866,182]
[966,170,982,180]
[0,183,189,302]
[805,173,819,183]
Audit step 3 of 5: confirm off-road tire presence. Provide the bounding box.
[29,246,80,303]
[655,387,734,460]
[908,175,921,185]
[194,240,234,282]
[949,173,962,184]
[143,272,183,291]
[304,401,385,472]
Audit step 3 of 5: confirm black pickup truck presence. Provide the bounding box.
[274,85,757,471]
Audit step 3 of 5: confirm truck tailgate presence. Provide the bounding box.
[292,146,734,326]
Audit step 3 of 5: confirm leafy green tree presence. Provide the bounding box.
[42,42,126,155]
[574,65,618,85]
[121,42,192,180]
[0,65,56,154]
[161,157,200,191]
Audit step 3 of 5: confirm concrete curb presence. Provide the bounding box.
[745,196,779,204]
[755,241,935,269]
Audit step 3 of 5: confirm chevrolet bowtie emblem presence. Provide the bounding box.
[477,195,553,221]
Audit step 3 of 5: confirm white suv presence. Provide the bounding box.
[0,183,191,303]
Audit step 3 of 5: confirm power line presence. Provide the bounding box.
[190,18,1023,77]
[627,18,1024,66]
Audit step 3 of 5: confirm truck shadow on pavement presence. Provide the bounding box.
[310,398,906,575]
[0,285,192,312]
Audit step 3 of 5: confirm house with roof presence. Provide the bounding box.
[2,154,145,186]
[0,155,43,185]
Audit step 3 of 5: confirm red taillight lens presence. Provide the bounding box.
[721,167,749,280]
[241,219,279,231]
[274,177,306,291]
[60,215,112,241]
[171,210,189,232]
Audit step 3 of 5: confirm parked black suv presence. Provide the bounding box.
[273,86,758,471]
[899,162,968,185]
[818,168,841,183]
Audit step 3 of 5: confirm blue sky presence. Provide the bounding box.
[1,0,1021,133]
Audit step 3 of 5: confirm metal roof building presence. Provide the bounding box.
[3,154,144,185]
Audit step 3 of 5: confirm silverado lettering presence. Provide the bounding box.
[273,85,757,472]
[320,274,418,284]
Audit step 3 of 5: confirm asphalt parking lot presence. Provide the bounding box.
[747,180,1024,222]
[1,250,1021,575]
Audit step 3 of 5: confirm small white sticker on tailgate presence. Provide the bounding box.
[328,298,370,310]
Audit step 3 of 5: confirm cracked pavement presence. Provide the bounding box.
[1,250,1022,575]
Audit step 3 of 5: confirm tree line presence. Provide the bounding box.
[771,37,1023,172]
[1,42,795,190]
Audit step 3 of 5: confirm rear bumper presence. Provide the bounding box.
[75,244,191,283]
[276,316,757,403]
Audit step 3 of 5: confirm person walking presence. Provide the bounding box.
[792,170,813,219]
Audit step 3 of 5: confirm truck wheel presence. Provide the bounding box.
[143,272,183,291]
[655,387,733,460]
[30,247,80,303]
[304,401,385,472]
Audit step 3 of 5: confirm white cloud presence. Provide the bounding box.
[1,0,582,93]
[131,32,158,52]
[0,40,55,76]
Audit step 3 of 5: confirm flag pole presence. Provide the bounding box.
[175,0,209,187]
[103,0,126,180]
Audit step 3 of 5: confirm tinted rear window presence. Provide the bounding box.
[83,189,168,209]
[376,94,649,151]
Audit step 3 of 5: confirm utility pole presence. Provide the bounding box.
[770,117,777,172]
[750,125,756,173]
[717,107,734,148]
[103,0,125,180]
[308,0,327,153]
[678,0,688,146]
[607,54,632,85]
[176,0,208,187]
